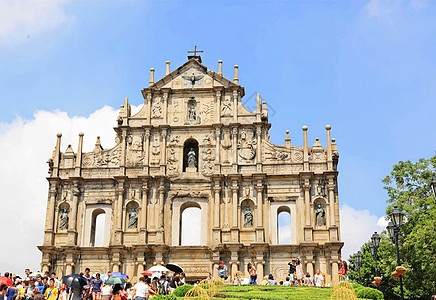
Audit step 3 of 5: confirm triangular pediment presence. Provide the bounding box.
[150,58,239,91]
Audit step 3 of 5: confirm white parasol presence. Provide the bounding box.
[148,265,170,272]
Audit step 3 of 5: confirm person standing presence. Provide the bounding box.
[92,274,103,300]
[44,279,59,300]
[295,259,304,286]
[169,274,180,294]
[247,263,257,285]
[131,277,148,300]
[1,285,9,300]
[217,262,228,281]
[287,260,296,287]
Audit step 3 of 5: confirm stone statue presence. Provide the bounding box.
[243,206,253,227]
[189,103,196,123]
[187,147,197,168]
[59,208,69,230]
[128,207,138,229]
[315,204,325,226]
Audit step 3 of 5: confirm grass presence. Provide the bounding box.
[211,285,373,300]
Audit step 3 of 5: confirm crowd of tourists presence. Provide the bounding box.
[0,269,190,300]
[217,256,349,288]
[0,257,348,300]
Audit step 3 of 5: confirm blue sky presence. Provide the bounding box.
[0,0,435,274]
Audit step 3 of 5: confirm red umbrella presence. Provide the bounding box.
[0,276,13,286]
[141,271,153,276]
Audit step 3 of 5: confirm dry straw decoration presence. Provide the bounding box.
[184,286,209,300]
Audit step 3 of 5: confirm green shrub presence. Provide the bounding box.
[150,295,178,300]
[171,284,194,297]
[355,286,384,300]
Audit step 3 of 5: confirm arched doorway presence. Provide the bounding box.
[277,207,291,244]
[180,204,201,245]
[90,209,106,247]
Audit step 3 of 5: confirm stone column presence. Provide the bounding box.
[146,93,152,125]
[255,184,263,228]
[256,126,262,172]
[119,131,127,176]
[233,90,238,123]
[149,186,156,230]
[160,129,167,174]
[114,185,125,244]
[302,126,309,171]
[306,260,314,277]
[143,129,150,174]
[230,250,239,278]
[162,92,168,124]
[328,183,336,226]
[215,90,221,123]
[44,186,57,245]
[232,127,238,167]
[255,252,265,283]
[68,185,80,245]
[303,183,311,226]
[331,259,339,277]
[223,185,230,229]
[140,183,148,243]
[74,133,84,177]
[231,182,238,228]
[255,183,264,243]
[215,127,221,171]
[213,183,220,228]
[157,181,165,243]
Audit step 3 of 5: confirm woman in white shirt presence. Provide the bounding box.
[314,269,324,288]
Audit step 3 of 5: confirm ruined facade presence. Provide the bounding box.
[39,55,343,281]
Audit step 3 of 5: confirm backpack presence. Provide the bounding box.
[158,281,167,295]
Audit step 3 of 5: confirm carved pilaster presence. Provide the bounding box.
[139,183,149,243]
[232,127,238,169]
[256,126,262,172]
[156,181,165,243]
[215,90,221,123]
[114,185,125,245]
[143,129,150,174]
[162,92,168,123]
[255,183,264,242]
[160,129,167,174]
[328,183,336,227]
[233,90,238,123]
[146,93,152,125]
[67,185,80,245]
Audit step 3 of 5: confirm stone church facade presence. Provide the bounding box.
[39,55,343,281]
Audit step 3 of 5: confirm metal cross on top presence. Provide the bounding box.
[187,45,203,56]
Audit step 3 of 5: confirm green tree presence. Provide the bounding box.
[350,155,436,299]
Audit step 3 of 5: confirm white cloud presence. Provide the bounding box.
[0,0,72,46]
[340,204,387,261]
[0,105,144,277]
[365,0,427,18]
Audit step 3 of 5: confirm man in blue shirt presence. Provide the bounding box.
[35,276,45,294]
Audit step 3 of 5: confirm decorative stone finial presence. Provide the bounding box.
[218,60,222,76]
[149,68,155,86]
[166,61,170,76]
[302,125,308,131]
[79,132,84,136]
[57,133,62,137]
[326,124,331,130]
[285,130,292,147]
[233,65,239,84]
[93,136,103,152]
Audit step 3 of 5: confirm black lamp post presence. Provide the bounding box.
[370,232,381,288]
[387,206,405,300]
[355,251,362,284]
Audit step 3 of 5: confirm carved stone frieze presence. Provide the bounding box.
[263,141,303,163]
[151,97,163,119]
[126,135,143,167]
[201,148,214,176]
[82,144,121,168]
[238,129,256,162]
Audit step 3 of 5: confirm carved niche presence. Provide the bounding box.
[126,135,144,167]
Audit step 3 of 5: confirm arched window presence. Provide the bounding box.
[180,203,201,245]
[90,209,106,247]
[183,139,199,172]
[277,207,291,244]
